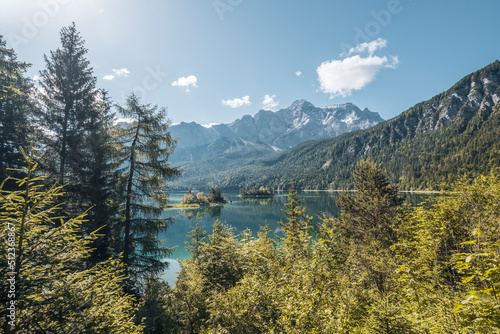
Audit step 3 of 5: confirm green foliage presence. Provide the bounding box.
[162,162,500,333]
[0,149,142,333]
[451,176,500,332]
[181,189,198,204]
[337,159,404,247]
[393,175,500,333]
[185,221,207,261]
[278,184,313,256]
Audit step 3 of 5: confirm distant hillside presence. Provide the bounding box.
[171,61,500,191]
[169,101,383,163]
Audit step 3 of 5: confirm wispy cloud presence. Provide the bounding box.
[113,68,130,77]
[221,96,251,108]
[295,71,302,76]
[345,38,387,56]
[172,75,198,88]
[317,38,398,98]
[261,94,279,111]
[103,67,130,81]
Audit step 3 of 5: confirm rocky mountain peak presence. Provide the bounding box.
[169,99,384,163]
[288,99,317,114]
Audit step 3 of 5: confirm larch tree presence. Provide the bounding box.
[113,93,181,289]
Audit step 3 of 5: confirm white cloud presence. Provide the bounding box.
[317,39,399,98]
[261,94,279,111]
[185,88,191,93]
[295,71,302,76]
[172,75,198,88]
[317,55,398,98]
[112,68,130,77]
[221,96,251,108]
[103,74,115,81]
[345,38,387,56]
[33,75,39,81]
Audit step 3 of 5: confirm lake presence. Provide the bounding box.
[159,191,434,285]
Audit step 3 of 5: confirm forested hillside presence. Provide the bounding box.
[174,61,500,191]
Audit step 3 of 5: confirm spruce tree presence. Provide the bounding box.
[38,22,98,186]
[73,89,119,264]
[185,221,207,262]
[38,24,117,264]
[337,159,404,246]
[0,36,33,187]
[278,184,313,256]
[113,93,181,288]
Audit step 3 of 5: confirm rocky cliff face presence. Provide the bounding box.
[169,100,383,163]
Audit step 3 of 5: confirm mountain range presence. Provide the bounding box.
[171,60,500,191]
[169,101,383,163]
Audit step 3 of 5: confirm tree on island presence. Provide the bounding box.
[239,186,274,197]
[181,187,227,205]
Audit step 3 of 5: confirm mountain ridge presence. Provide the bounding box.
[169,101,384,163]
[171,60,500,190]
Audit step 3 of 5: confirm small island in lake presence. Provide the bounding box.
[239,186,275,198]
[171,186,228,208]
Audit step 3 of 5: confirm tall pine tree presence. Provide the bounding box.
[113,93,181,290]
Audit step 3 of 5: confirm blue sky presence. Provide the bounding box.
[1,0,499,124]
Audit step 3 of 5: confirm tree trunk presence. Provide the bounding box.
[123,118,141,278]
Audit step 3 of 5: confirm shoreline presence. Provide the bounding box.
[302,189,441,194]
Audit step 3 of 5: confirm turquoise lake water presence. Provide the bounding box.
[159,191,433,285]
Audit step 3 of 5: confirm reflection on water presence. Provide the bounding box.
[160,191,436,285]
[180,206,223,220]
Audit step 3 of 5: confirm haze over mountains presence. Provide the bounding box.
[169,101,383,163]
[171,61,500,191]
